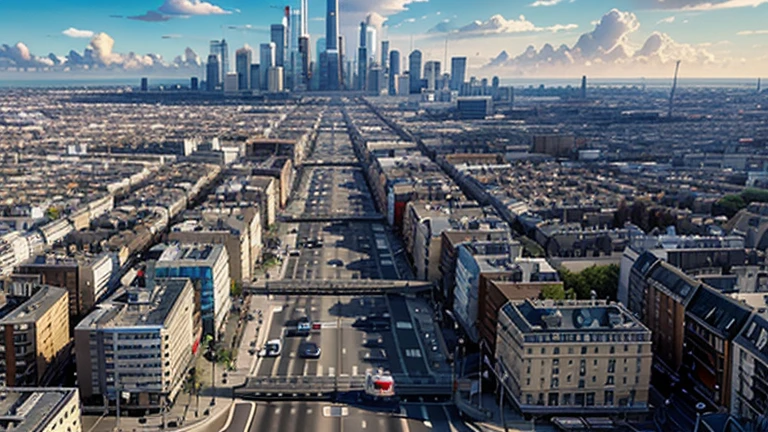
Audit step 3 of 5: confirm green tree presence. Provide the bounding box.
[539,284,566,300]
[46,206,60,220]
[230,280,243,297]
[558,265,620,301]
[714,194,747,218]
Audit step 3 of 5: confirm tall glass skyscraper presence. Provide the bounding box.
[409,50,423,94]
[388,50,400,96]
[326,0,338,51]
[451,57,467,91]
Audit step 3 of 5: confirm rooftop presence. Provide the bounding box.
[0,387,78,431]
[0,285,67,324]
[156,243,226,267]
[502,299,648,334]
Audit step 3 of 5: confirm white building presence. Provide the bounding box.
[224,72,239,93]
[74,279,195,409]
[268,66,284,92]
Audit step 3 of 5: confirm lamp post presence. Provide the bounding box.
[499,372,509,432]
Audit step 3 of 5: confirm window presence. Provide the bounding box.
[592,376,596,382]
[562,393,572,405]
[606,376,614,385]
[575,393,585,406]
[581,346,587,355]
[594,347,599,354]
[526,378,530,386]
[541,347,546,354]
[554,347,560,355]
[567,375,571,383]
[624,345,628,352]
[553,359,559,366]
[548,392,559,406]
[586,393,595,406]
[526,394,533,405]
[527,365,531,374]
[528,348,532,355]
[638,345,643,353]
[551,378,559,389]
[610,346,615,354]
[553,368,560,375]
[578,379,585,389]
[608,359,616,373]
[623,377,627,384]
[568,347,574,354]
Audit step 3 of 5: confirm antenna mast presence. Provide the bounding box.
[668,60,681,118]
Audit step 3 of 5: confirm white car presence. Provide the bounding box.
[259,339,282,357]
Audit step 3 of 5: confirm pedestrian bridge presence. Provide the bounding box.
[244,279,434,295]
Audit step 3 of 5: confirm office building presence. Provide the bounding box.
[732,312,768,422]
[496,299,652,415]
[424,61,441,91]
[381,41,389,72]
[74,279,195,409]
[0,387,82,432]
[0,286,70,387]
[357,22,368,92]
[250,64,261,92]
[531,135,577,158]
[325,0,338,51]
[17,253,113,319]
[260,42,276,91]
[450,57,467,91]
[298,36,311,89]
[271,24,287,68]
[397,73,410,96]
[323,0,341,90]
[388,50,400,96]
[169,207,262,282]
[581,75,587,99]
[457,96,493,120]
[268,66,285,92]
[409,50,422,94]
[224,72,238,93]
[206,54,219,91]
[209,39,229,84]
[289,8,301,89]
[235,47,252,90]
[154,244,230,337]
[140,77,148,92]
[190,77,199,90]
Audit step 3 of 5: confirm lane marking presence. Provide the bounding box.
[317,365,323,377]
[328,366,335,377]
[303,362,309,376]
[362,420,367,429]
[352,365,358,376]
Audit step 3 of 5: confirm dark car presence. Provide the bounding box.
[299,341,321,359]
[364,333,385,348]
[328,259,344,268]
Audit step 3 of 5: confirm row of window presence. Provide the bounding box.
[526,345,644,356]
[524,390,636,407]
[523,332,648,344]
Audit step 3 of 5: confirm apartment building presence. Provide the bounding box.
[0,286,70,387]
[731,312,768,423]
[74,279,195,409]
[495,300,652,416]
[0,387,82,432]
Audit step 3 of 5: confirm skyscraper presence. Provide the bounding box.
[235,47,252,90]
[206,54,219,91]
[450,57,467,91]
[381,41,390,72]
[326,0,338,51]
[297,0,311,89]
[289,8,301,90]
[140,77,148,92]
[409,50,422,94]
[424,61,441,91]
[209,39,229,85]
[388,49,400,96]
[365,26,377,63]
[357,22,368,91]
[323,0,341,90]
[260,42,276,91]
[271,24,287,68]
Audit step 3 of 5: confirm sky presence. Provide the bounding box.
[0,0,767,78]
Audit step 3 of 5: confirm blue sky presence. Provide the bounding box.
[1,0,767,77]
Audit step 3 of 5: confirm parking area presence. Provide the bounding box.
[245,295,440,381]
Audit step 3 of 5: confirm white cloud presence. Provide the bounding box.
[657,16,676,24]
[158,0,230,15]
[428,14,578,38]
[530,0,564,6]
[62,27,95,38]
[483,8,728,77]
[738,29,768,35]
[340,0,428,14]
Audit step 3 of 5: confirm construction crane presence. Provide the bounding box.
[668,60,681,119]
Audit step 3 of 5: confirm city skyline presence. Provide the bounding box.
[0,0,767,78]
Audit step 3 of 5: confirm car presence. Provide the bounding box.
[299,342,321,359]
[364,333,384,348]
[364,349,388,362]
[289,250,300,257]
[297,317,311,333]
[259,339,282,357]
[328,259,344,268]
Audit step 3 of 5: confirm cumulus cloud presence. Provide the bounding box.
[341,0,428,14]
[657,16,676,24]
[483,8,723,77]
[635,0,768,9]
[428,14,578,38]
[128,11,171,22]
[158,0,230,15]
[62,28,95,38]
[0,33,203,73]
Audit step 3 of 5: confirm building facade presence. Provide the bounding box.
[0,286,70,387]
[0,387,82,432]
[74,279,195,409]
[496,300,653,415]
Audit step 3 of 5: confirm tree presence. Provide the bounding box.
[539,284,566,301]
[558,265,620,301]
[714,194,746,218]
[230,280,243,297]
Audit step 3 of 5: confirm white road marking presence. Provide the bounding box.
[303,362,309,376]
[342,348,346,355]
[317,365,323,377]
[275,407,281,414]
[328,366,335,377]
[307,408,313,414]
[291,407,297,415]
[362,420,367,429]
[352,365,358,376]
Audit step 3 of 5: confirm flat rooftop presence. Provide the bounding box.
[502,299,648,334]
[0,387,78,431]
[0,285,67,324]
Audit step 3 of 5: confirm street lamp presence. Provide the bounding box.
[499,372,509,432]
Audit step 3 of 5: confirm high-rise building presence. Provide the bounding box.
[365,26,377,63]
[271,24,287,68]
[75,279,195,409]
[154,244,231,338]
[357,22,368,91]
[450,56,467,91]
[260,42,276,91]
[209,39,229,84]
[235,47,252,90]
[298,36,311,89]
[206,54,219,91]
[289,8,301,90]
[326,0,339,51]
[388,50,400,96]
[424,61,441,91]
[0,285,70,387]
[581,75,587,99]
[268,66,285,92]
[381,41,390,72]
[250,64,261,91]
[224,72,239,93]
[140,77,148,91]
[409,50,422,94]
[190,76,199,90]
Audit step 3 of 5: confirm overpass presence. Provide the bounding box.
[234,374,453,401]
[244,279,434,295]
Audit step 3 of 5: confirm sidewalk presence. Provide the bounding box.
[468,394,556,432]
